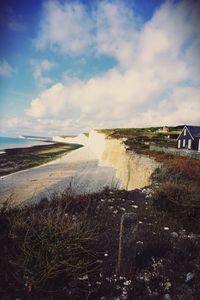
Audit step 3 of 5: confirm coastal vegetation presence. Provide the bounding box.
[0,127,200,299]
[102,127,200,229]
[0,143,82,176]
[98,126,182,153]
[1,183,200,299]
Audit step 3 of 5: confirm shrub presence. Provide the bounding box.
[0,198,97,297]
[152,182,200,228]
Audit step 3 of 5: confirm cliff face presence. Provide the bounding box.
[53,133,88,146]
[53,130,159,190]
[87,131,159,190]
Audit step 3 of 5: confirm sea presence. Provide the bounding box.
[0,137,53,153]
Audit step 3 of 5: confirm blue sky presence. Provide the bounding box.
[0,0,199,136]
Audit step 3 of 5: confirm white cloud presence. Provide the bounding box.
[26,83,66,117]
[35,1,93,53]
[126,86,200,127]
[24,0,200,134]
[31,59,55,88]
[0,59,13,77]
[0,116,74,137]
[95,1,138,69]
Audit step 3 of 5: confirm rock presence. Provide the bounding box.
[179,229,186,236]
[164,294,171,300]
[164,281,172,290]
[185,272,195,283]
[136,241,143,244]
[78,274,88,280]
[131,205,138,209]
[171,232,178,238]
[123,280,131,286]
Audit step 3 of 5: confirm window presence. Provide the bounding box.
[188,139,192,149]
[183,139,186,147]
[184,129,186,136]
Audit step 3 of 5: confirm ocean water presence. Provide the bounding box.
[0,137,52,151]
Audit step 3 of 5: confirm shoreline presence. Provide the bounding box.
[2,142,57,154]
[0,142,82,177]
[0,145,83,180]
[0,145,118,206]
[0,138,54,152]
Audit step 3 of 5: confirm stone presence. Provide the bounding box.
[171,232,178,238]
[185,272,195,283]
[164,294,171,300]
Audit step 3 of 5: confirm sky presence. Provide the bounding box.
[0,0,200,137]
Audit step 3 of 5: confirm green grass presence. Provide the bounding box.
[97,126,182,152]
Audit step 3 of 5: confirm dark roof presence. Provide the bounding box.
[186,125,200,138]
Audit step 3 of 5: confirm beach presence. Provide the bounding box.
[0,142,81,177]
[0,130,159,206]
[0,145,118,206]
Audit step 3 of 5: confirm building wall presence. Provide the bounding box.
[177,127,195,150]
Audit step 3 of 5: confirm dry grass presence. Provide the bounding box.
[1,187,200,299]
[145,150,200,181]
[0,196,98,298]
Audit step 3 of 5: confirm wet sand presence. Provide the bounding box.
[0,146,119,206]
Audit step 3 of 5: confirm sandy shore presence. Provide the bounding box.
[0,146,119,206]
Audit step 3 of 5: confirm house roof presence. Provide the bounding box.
[186,125,200,138]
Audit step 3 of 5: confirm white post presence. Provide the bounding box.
[178,140,181,149]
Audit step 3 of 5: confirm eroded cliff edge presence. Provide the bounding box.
[88,131,160,190]
[55,130,160,190]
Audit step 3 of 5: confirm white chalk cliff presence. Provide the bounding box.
[53,130,159,190]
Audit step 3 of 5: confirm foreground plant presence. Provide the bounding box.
[0,197,98,297]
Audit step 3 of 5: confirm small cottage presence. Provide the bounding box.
[177,125,200,151]
[157,126,169,133]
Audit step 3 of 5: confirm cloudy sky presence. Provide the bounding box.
[0,0,200,137]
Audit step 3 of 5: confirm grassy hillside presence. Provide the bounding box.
[98,126,183,152]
